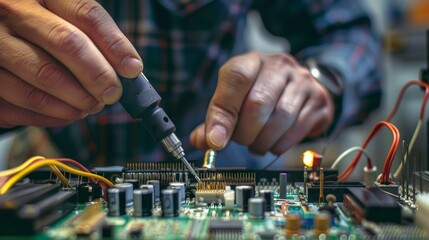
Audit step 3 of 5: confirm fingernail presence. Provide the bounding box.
[103,85,122,104]
[122,57,143,76]
[208,125,227,148]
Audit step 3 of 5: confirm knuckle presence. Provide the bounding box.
[25,87,53,111]
[36,62,64,89]
[219,65,253,87]
[80,93,103,112]
[0,1,19,20]
[92,68,114,87]
[271,53,296,66]
[246,90,274,112]
[74,1,106,26]
[48,23,85,57]
[276,102,295,119]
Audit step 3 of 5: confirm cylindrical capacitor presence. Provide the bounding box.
[108,188,127,216]
[259,189,274,212]
[114,183,133,207]
[77,183,102,203]
[147,180,160,202]
[236,185,253,212]
[161,189,180,217]
[140,184,155,205]
[124,179,140,190]
[313,212,330,237]
[248,197,265,219]
[133,189,153,217]
[279,173,287,199]
[285,213,301,237]
[169,182,185,203]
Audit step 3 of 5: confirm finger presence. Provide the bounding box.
[249,78,308,155]
[190,123,210,151]
[9,2,122,104]
[205,52,262,150]
[271,102,327,155]
[0,31,104,114]
[232,55,290,146]
[44,0,143,78]
[0,99,72,128]
[0,68,86,120]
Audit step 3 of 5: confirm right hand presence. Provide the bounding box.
[0,0,142,128]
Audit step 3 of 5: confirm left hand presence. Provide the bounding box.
[190,51,334,155]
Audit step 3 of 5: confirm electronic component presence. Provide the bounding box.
[223,190,235,210]
[259,189,274,212]
[236,185,253,212]
[169,182,186,203]
[285,213,301,237]
[161,189,180,217]
[207,219,243,239]
[133,189,153,217]
[114,183,134,207]
[313,212,330,237]
[124,179,140,189]
[195,181,226,204]
[248,197,265,219]
[147,180,161,201]
[107,188,126,217]
[343,187,401,223]
[307,182,364,202]
[71,200,105,236]
[77,183,102,203]
[202,149,217,171]
[279,173,287,199]
[0,184,76,235]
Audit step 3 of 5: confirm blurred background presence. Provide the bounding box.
[0,0,428,181]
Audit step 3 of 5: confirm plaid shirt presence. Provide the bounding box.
[41,0,381,168]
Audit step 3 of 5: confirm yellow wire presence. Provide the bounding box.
[0,159,113,195]
[0,156,45,177]
[49,165,72,188]
[0,156,71,188]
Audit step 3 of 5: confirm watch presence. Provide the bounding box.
[305,58,344,97]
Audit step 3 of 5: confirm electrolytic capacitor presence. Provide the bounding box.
[133,189,153,217]
[259,189,274,212]
[77,183,102,203]
[124,179,140,190]
[140,184,155,205]
[161,189,180,217]
[108,188,127,216]
[169,182,185,203]
[285,213,301,237]
[314,212,330,237]
[236,185,253,212]
[249,197,265,219]
[147,180,160,201]
[279,173,287,199]
[114,183,134,207]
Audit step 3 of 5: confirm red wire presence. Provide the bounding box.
[338,121,399,182]
[338,80,429,182]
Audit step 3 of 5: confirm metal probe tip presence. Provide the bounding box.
[180,156,202,184]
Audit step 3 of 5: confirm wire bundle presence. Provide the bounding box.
[338,80,429,182]
[0,156,113,196]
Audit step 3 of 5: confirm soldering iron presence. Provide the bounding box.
[119,73,202,183]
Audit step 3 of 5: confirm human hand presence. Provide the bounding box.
[0,0,142,128]
[190,52,334,155]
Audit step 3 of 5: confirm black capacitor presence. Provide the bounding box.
[161,189,180,217]
[259,189,274,212]
[77,183,102,203]
[236,185,253,212]
[124,179,140,190]
[108,188,127,216]
[133,189,153,217]
[147,180,160,201]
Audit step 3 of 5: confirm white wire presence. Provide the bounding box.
[393,119,422,178]
[331,146,372,169]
